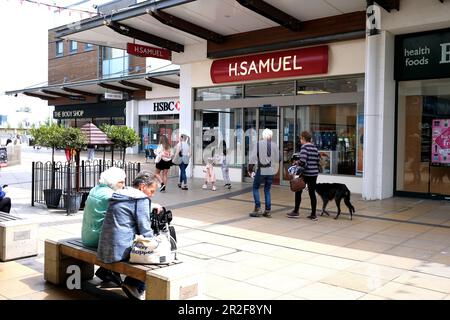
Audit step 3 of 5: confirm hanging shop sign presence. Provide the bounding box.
[104,92,123,100]
[210,46,328,84]
[395,28,450,81]
[127,43,172,61]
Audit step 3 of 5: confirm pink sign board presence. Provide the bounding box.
[432,119,450,165]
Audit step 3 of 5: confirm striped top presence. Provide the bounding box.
[299,142,320,176]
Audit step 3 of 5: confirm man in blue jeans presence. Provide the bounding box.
[247,128,279,218]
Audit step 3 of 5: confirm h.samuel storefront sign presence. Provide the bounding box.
[210,46,328,84]
[395,28,450,81]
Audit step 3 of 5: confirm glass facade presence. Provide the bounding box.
[102,47,129,79]
[193,76,364,182]
[396,78,450,197]
[139,114,179,152]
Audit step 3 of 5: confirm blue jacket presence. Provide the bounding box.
[97,188,155,264]
[0,186,5,200]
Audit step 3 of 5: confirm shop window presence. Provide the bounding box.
[195,86,242,101]
[397,79,450,196]
[297,76,364,95]
[245,81,295,97]
[194,109,242,166]
[297,104,360,176]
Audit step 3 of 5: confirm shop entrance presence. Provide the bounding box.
[397,80,450,198]
[242,106,282,184]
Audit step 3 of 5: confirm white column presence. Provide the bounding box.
[363,30,396,200]
[179,64,194,177]
[126,100,139,155]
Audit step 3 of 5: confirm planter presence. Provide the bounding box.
[64,192,83,214]
[79,187,92,210]
[43,189,62,209]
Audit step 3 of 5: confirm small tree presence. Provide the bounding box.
[102,124,140,162]
[30,124,65,191]
[62,127,87,158]
[30,124,65,163]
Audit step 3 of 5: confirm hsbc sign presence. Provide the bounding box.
[139,99,181,115]
[153,100,181,112]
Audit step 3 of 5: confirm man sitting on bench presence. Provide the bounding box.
[97,171,162,300]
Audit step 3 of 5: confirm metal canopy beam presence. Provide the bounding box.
[98,83,135,94]
[23,92,57,100]
[374,0,400,12]
[147,8,224,43]
[105,20,184,53]
[236,0,301,31]
[145,77,179,89]
[41,89,86,101]
[62,87,100,97]
[119,80,153,91]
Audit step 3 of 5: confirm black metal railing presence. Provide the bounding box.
[31,160,141,210]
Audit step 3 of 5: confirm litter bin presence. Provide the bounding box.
[64,192,83,214]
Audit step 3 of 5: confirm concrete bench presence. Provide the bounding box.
[0,213,38,261]
[44,238,202,300]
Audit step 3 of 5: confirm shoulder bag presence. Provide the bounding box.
[289,174,306,192]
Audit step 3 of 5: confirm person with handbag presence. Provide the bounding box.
[248,128,279,218]
[286,131,320,220]
[154,135,173,192]
[97,171,163,300]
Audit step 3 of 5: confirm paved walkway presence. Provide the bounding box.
[1,146,450,300]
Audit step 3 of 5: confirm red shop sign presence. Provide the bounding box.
[127,43,172,60]
[210,46,328,84]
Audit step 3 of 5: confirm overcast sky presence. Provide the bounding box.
[0,0,110,126]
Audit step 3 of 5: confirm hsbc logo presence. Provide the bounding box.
[153,100,181,112]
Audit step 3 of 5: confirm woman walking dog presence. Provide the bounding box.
[286,131,320,221]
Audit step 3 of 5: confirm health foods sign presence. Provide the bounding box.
[395,28,450,81]
[210,46,328,84]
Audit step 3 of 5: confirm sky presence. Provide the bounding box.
[0,0,110,128]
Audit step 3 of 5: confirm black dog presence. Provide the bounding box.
[315,183,355,220]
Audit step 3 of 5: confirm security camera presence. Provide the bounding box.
[92,4,98,9]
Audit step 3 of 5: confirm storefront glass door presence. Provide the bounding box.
[281,106,296,183]
[397,79,450,198]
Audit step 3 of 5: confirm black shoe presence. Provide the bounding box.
[177,183,182,188]
[263,210,271,218]
[122,283,144,300]
[159,184,165,192]
[95,268,122,286]
[181,185,188,190]
[307,215,318,221]
[286,211,300,218]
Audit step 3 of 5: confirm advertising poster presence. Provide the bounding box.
[0,147,7,167]
[431,119,450,166]
[319,151,331,174]
[356,113,364,175]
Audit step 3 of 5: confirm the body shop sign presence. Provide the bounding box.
[210,46,328,83]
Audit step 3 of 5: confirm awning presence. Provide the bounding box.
[50,0,387,59]
[80,123,113,145]
[5,69,179,101]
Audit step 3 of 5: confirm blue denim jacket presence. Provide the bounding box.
[97,188,154,264]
